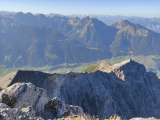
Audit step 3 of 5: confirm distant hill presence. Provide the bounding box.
[80,15,160,33]
[110,20,160,56]
[0,11,16,16]
[56,17,117,50]
[0,12,160,67]
[0,23,109,67]
[0,12,117,50]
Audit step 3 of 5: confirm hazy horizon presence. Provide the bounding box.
[0,0,160,18]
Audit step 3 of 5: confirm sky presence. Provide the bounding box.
[0,0,160,18]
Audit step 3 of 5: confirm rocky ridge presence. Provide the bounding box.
[0,59,160,119]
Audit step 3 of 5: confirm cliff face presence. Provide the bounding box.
[1,59,160,119]
[59,60,160,119]
[7,71,83,98]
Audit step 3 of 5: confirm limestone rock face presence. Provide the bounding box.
[0,82,49,114]
[100,59,146,80]
[0,103,10,109]
[0,105,43,120]
[96,60,111,71]
[59,60,160,119]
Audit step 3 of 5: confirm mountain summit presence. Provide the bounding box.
[111,20,133,29]
[110,20,160,56]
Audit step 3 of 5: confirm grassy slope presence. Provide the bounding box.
[0,65,11,78]
[82,64,100,72]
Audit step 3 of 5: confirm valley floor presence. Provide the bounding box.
[0,55,160,79]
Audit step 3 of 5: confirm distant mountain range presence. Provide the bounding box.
[68,14,160,34]
[111,20,160,56]
[0,12,160,67]
[1,11,160,33]
[0,23,108,67]
[0,11,16,16]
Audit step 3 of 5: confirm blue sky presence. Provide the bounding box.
[0,0,160,18]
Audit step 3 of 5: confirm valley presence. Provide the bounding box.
[1,55,160,79]
[0,12,160,71]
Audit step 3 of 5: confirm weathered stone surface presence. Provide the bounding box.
[43,97,84,119]
[0,103,10,109]
[0,82,49,114]
[0,83,84,119]
[130,118,158,120]
[56,60,160,119]
[97,60,111,71]
[0,106,44,120]
[6,71,83,99]
[99,59,146,80]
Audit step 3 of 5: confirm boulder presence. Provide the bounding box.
[43,97,84,119]
[0,82,49,114]
[0,83,84,120]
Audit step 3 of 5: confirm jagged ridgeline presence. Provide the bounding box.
[1,60,160,119]
[0,12,160,67]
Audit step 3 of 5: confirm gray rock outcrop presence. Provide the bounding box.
[0,105,40,120]
[0,83,84,120]
[59,60,160,119]
[0,82,49,114]
[130,118,158,120]
[43,97,84,119]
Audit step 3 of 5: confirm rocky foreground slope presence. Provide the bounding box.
[0,59,160,119]
[0,83,84,119]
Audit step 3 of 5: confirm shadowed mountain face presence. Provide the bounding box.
[58,17,117,50]
[110,20,160,56]
[1,12,118,50]
[1,12,160,34]
[84,15,160,34]
[0,23,109,67]
[1,60,160,119]
[0,13,160,67]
